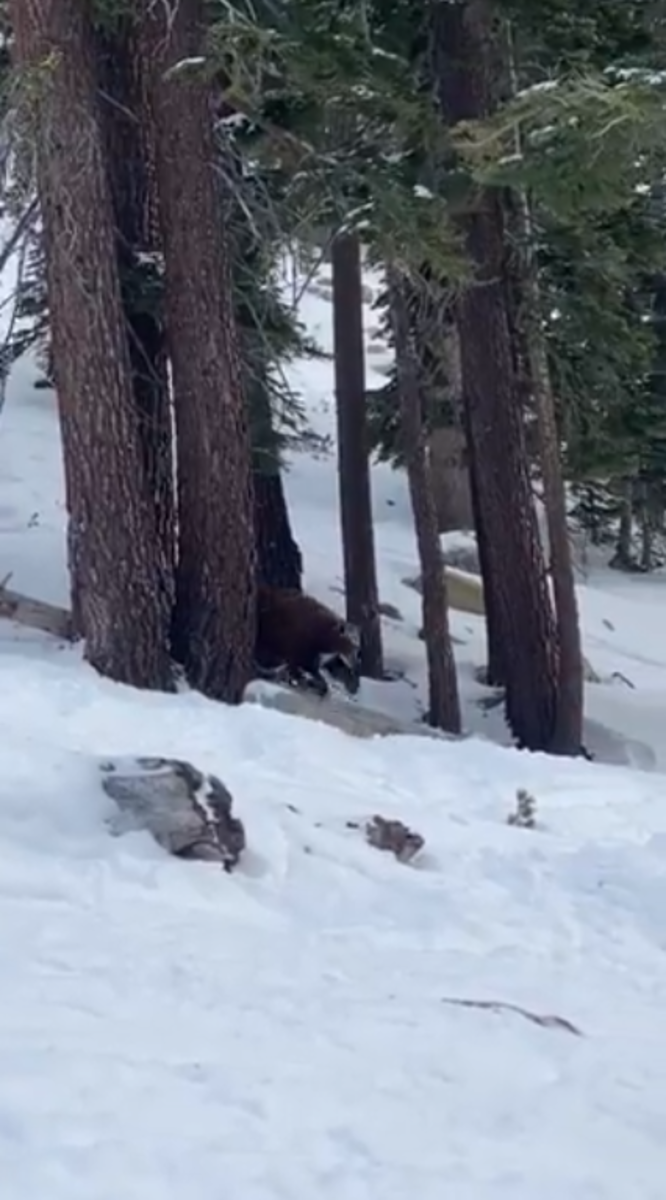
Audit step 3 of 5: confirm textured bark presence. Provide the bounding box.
[248,370,303,590]
[95,20,176,593]
[465,424,506,686]
[502,28,584,754]
[507,192,583,752]
[254,471,303,590]
[332,231,384,678]
[11,0,172,689]
[432,0,560,751]
[137,0,256,702]
[389,265,461,734]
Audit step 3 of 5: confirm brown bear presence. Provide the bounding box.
[254,586,361,697]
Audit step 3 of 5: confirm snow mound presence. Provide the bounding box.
[0,651,665,1198]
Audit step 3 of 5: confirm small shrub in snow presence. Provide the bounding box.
[507,788,537,830]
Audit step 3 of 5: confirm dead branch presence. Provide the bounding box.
[0,577,74,640]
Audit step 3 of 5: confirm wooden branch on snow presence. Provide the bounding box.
[0,575,74,640]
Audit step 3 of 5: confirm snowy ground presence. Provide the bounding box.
[1,263,666,1197]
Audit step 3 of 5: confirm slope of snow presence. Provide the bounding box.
[1,262,666,1197]
[1,651,666,1199]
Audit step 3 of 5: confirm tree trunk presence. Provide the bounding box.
[613,479,634,568]
[247,367,303,590]
[137,0,256,702]
[95,20,176,595]
[11,0,172,689]
[502,26,584,754]
[465,422,506,685]
[253,464,303,590]
[388,265,461,733]
[332,230,384,677]
[431,0,560,751]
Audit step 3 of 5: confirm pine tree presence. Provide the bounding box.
[431,0,564,753]
[137,0,256,702]
[10,0,172,688]
[332,229,384,678]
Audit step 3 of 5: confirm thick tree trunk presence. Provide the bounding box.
[248,370,303,590]
[137,0,256,702]
[389,265,461,733]
[502,29,584,754]
[95,20,176,594]
[332,231,384,677]
[431,0,560,751]
[465,422,506,686]
[11,0,172,689]
[254,470,303,590]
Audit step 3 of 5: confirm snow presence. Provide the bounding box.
[1,255,666,1197]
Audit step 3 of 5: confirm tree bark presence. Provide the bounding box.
[431,0,561,751]
[332,230,384,677]
[11,0,172,689]
[502,26,584,754]
[465,422,506,685]
[95,19,176,595]
[388,265,461,733]
[247,369,303,590]
[253,467,303,590]
[137,0,256,702]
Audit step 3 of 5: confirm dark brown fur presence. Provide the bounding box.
[255,586,360,696]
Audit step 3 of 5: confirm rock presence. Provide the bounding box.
[441,541,481,576]
[365,815,425,864]
[244,680,465,743]
[404,567,485,617]
[100,756,245,870]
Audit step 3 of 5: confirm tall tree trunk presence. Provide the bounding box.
[612,479,634,567]
[502,25,584,753]
[249,373,303,590]
[431,0,561,752]
[389,265,461,733]
[465,424,506,685]
[253,471,303,589]
[137,0,256,702]
[11,0,172,688]
[332,230,384,677]
[95,19,176,600]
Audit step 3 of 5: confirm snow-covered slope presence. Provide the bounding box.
[1,264,666,1198]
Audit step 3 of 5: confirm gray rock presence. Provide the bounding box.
[100,756,245,870]
[364,815,425,863]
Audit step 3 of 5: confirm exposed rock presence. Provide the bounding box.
[100,756,245,870]
[244,680,465,743]
[441,541,481,575]
[404,566,485,617]
[364,814,425,863]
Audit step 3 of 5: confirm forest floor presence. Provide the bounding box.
[0,263,665,1198]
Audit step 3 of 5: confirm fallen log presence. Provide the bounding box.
[0,575,74,640]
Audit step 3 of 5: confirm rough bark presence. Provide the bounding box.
[254,470,303,590]
[502,30,584,754]
[332,231,384,677]
[248,371,303,590]
[518,263,583,749]
[431,0,560,751]
[11,0,172,689]
[95,20,176,594]
[388,265,461,734]
[137,0,256,702]
[465,423,506,685]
